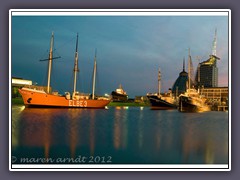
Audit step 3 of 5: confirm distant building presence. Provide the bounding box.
[12,77,32,98]
[195,29,220,88]
[199,87,228,110]
[199,86,228,103]
[195,55,220,88]
[12,77,32,86]
[172,60,188,97]
[12,77,48,98]
[135,96,149,103]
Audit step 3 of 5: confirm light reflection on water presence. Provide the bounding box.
[11,105,228,164]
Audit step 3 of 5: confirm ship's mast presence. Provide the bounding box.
[47,32,54,93]
[73,33,79,94]
[196,56,201,87]
[188,48,191,89]
[158,67,161,95]
[92,49,97,99]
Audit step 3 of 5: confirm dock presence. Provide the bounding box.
[217,105,228,112]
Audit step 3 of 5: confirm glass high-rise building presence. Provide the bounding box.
[195,55,220,88]
[195,29,220,88]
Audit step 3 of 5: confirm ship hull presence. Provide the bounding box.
[178,95,210,112]
[147,95,177,110]
[19,88,111,108]
[111,91,128,102]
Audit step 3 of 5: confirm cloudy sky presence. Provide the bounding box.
[11,10,229,98]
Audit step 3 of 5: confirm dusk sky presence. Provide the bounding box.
[11,11,229,98]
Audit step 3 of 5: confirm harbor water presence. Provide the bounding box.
[11,105,229,165]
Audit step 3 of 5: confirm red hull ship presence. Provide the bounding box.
[19,87,110,108]
[19,33,111,108]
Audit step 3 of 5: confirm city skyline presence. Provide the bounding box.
[11,10,230,98]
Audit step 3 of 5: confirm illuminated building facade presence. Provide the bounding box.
[195,55,220,88]
[199,87,228,102]
[195,29,220,88]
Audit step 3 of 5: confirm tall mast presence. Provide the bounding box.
[92,49,97,99]
[188,48,191,89]
[158,67,161,95]
[196,56,201,86]
[47,32,54,93]
[73,33,79,94]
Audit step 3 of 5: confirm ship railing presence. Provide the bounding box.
[78,92,91,96]
[96,96,112,100]
[146,93,160,96]
[22,85,45,92]
[71,92,91,100]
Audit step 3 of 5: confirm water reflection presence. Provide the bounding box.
[12,106,228,164]
[113,107,128,150]
[12,105,25,147]
[137,109,143,149]
[181,113,228,164]
[155,112,162,151]
[67,109,80,158]
[17,108,58,158]
[89,110,95,156]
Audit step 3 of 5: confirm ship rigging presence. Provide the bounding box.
[18,32,111,108]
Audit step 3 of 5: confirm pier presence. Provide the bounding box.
[217,105,228,112]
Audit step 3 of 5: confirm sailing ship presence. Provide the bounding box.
[111,84,128,102]
[18,32,111,108]
[147,68,177,110]
[178,49,211,112]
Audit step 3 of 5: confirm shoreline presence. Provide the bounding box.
[11,98,228,111]
[107,101,150,107]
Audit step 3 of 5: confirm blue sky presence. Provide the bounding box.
[11,12,229,98]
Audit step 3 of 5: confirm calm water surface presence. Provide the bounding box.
[11,105,229,164]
